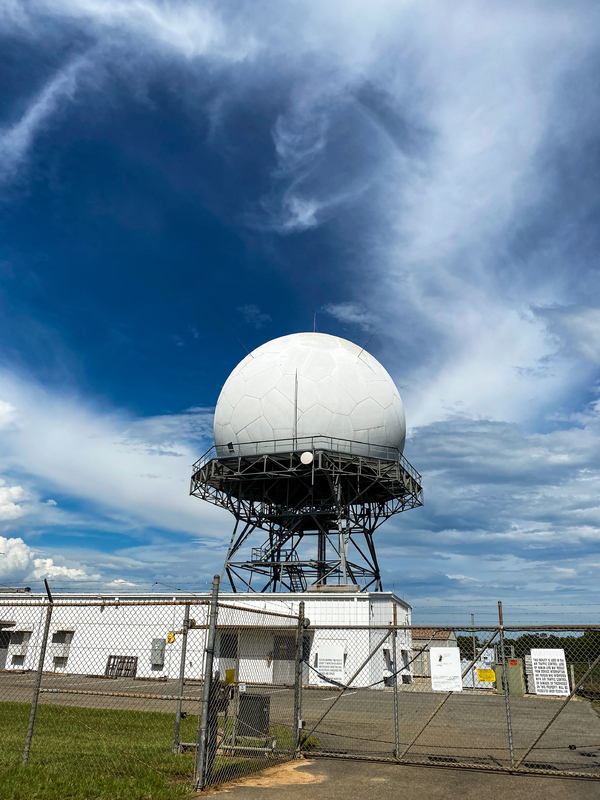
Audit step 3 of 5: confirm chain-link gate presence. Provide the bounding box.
[300,621,600,778]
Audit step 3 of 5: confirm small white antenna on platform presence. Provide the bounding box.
[357,332,376,359]
[293,369,299,445]
[236,338,254,358]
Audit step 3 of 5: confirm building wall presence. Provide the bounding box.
[0,591,412,688]
[411,632,457,678]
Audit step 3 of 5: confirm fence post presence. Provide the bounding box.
[498,601,515,768]
[172,602,190,754]
[23,579,54,765]
[293,601,305,755]
[195,575,220,789]
[393,605,400,759]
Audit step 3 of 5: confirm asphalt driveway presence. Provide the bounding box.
[206,757,600,800]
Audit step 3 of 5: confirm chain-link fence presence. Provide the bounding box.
[0,581,305,795]
[1,585,600,797]
[1,595,212,798]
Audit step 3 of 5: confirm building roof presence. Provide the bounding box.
[412,628,454,640]
[0,590,411,610]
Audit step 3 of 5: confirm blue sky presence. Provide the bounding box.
[1,1,600,623]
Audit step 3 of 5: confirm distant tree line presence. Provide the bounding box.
[456,631,600,663]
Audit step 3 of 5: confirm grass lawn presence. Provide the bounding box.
[0,702,303,800]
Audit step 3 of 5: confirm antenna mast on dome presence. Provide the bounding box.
[190,332,423,593]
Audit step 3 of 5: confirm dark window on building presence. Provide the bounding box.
[220,633,238,659]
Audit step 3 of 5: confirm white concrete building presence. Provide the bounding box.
[0,590,412,689]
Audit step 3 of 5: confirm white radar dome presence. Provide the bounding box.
[214,332,406,457]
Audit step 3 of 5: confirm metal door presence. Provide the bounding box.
[218,632,238,680]
[0,630,10,669]
[272,634,295,684]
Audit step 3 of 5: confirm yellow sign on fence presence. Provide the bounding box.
[225,669,236,684]
[477,669,496,682]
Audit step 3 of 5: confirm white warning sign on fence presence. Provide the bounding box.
[530,649,569,696]
[430,647,463,692]
[317,645,345,685]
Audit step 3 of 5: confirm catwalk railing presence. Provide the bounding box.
[1,590,600,798]
[195,433,422,479]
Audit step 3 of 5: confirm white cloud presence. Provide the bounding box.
[0,54,91,182]
[358,7,599,426]
[446,574,481,584]
[0,370,224,537]
[30,557,96,581]
[237,304,272,329]
[0,480,26,521]
[0,536,31,580]
[0,536,99,583]
[322,302,377,332]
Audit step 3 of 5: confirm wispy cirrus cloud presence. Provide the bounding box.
[2,0,600,610]
[0,54,91,183]
[237,304,272,329]
[322,302,377,332]
[0,369,219,536]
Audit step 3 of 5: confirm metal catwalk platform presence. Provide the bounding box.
[190,435,423,592]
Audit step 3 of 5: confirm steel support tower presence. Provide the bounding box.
[190,435,423,592]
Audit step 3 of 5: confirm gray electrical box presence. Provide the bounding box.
[495,658,526,697]
[238,694,270,737]
[150,638,166,666]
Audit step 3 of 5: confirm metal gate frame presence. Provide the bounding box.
[300,619,600,779]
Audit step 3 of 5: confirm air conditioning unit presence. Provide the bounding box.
[50,630,74,659]
[8,630,32,657]
[50,643,72,658]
